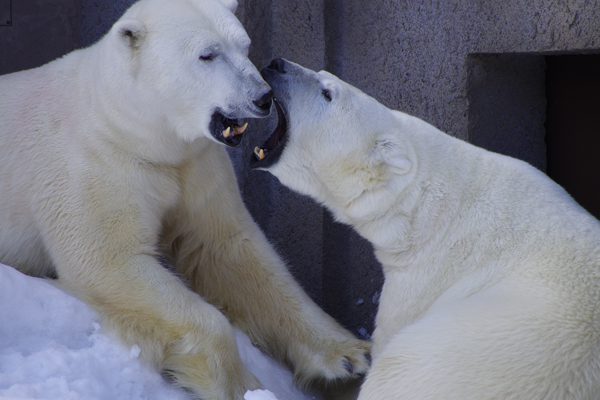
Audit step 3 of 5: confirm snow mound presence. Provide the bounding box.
[0,263,319,400]
[244,389,279,400]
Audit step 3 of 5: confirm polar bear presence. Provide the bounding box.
[0,3,370,399]
[255,58,600,399]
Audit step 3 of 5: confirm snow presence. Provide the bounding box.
[0,263,321,400]
[244,389,279,400]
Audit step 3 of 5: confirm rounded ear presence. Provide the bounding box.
[113,19,146,50]
[372,138,412,175]
[217,0,238,13]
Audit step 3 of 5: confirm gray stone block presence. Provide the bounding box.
[0,0,79,75]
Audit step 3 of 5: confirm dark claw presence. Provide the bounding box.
[343,358,354,374]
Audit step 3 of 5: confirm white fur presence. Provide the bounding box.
[260,60,600,399]
[0,5,369,400]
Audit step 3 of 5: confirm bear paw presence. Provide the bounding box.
[290,337,371,386]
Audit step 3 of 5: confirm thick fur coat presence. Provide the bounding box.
[0,4,369,399]
[257,59,600,399]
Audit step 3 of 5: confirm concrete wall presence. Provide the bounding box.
[2,0,599,339]
[78,0,133,48]
[0,0,79,75]
[0,0,11,27]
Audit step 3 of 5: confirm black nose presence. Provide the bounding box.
[253,89,273,111]
[267,58,286,73]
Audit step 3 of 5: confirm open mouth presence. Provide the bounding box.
[250,99,288,169]
[209,111,249,147]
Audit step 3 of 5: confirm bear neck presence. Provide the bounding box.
[350,118,486,271]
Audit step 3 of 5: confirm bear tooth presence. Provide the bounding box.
[254,146,261,158]
[259,149,265,160]
[222,127,231,138]
[234,122,248,135]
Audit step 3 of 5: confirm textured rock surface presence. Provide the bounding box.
[0,0,79,75]
[79,0,133,48]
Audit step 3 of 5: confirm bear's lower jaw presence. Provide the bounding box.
[209,110,248,147]
[250,99,288,169]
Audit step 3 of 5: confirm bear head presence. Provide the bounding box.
[252,59,416,223]
[100,0,272,148]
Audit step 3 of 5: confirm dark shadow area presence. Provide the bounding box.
[467,54,547,171]
[0,0,11,26]
[545,54,600,220]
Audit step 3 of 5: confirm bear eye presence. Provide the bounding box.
[322,89,332,102]
[200,53,215,61]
